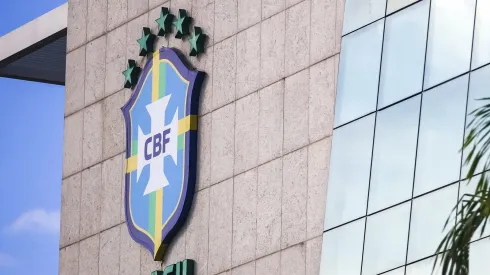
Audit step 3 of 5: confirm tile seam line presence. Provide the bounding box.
[60,221,126,250]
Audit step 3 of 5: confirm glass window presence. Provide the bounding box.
[342,0,386,35]
[462,65,490,178]
[369,96,420,213]
[378,0,429,108]
[335,21,384,127]
[387,0,419,14]
[382,267,405,275]
[407,183,458,263]
[414,75,468,196]
[459,178,490,241]
[423,0,476,89]
[471,0,490,69]
[406,256,442,275]
[325,115,375,229]
[320,219,365,275]
[469,238,490,275]
[362,203,410,275]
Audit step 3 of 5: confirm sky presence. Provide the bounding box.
[0,0,66,274]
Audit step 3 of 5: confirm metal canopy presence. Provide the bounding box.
[0,3,67,85]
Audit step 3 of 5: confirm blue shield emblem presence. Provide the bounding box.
[121,47,204,260]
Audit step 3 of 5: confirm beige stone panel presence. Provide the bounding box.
[141,246,162,274]
[163,229,187,267]
[234,93,259,174]
[305,236,323,275]
[232,169,257,266]
[83,102,103,168]
[282,148,307,248]
[208,178,233,274]
[107,0,127,31]
[128,0,149,19]
[262,0,285,19]
[260,12,285,88]
[127,14,149,65]
[67,0,87,51]
[105,25,127,97]
[87,0,107,41]
[103,89,126,159]
[186,189,210,275]
[285,0,310,76]
[280,243,306,275]
[192,46,214,115]
[150,0,170,9]
[214,0,237,42]
[309,57,336,142]
[310,0,337,64]
[307,138,331,238]
[65,46,86,116]
[85,36,106,106]
[236,24,260,99]
[63,111,83,178]
[287,0,304,8]
[192,0,215,45]
[284,69,309,153]
[258,81,284,165]
[101,153,124,229]
[256,158,282,257]
[80,164,102,238]
[238,0,261,31]
[256,252,280,275]
[197,114,212,191]
[60,173,81,247]
[211,103,235,184]
[99,226,121,275]
[120,223,141,275]
[59,243,79,275]
[213,37,237,110]
[79,234,99,275]
[232,261,256,275]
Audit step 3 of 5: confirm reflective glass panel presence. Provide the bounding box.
[378,0,429,108]
[343,0,386,35]
[369,96,420,213]
[362,203,410,275]
[424,0,476,89]
[387,0,419,14]
[325,115,375,229]
[459,178,490,241]
[320,219,365,275]
[414,75,468,196]
[406,256,442,275]
[469,238,490,275]
[407,183,458,263]
[471,0,490,69]
[462,65,490,178]
[335,21,384,126]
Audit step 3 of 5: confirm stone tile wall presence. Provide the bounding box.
[60,0,344,273]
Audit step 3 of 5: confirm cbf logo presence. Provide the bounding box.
[121,47,204,260]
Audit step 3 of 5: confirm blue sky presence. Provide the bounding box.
[0,1,66,274]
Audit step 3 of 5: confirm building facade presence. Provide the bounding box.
[58,0,490,275]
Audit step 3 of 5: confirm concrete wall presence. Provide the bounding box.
[59,0,344,274]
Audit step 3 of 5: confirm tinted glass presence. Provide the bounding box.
[406,256,442,275]
[407,183,458,263]
[335,21,384,126]
[459,178,490,241]
[414,75,468,196]
[471,0,490,69]
[369,96,420,213]
[343,0,386,34]
[382,267,405,275]
[320,219,365,275]
[424,0,475,89]
[325,115,375,229]
[469,239,490,275]
[378,0,429,108]
[387,0,419,14]
[462,65,490,178]
[362,203,410,275]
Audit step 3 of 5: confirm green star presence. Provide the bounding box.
[173,9,191,39]
[155,7,173,36]
[122,60,141,88]
[189,26,205,57]
[137,27,156,56]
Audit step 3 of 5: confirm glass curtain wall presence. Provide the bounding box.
[321,0,490,274]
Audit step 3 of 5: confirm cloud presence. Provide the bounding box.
[0,252,16,267]
[5,209,60,234]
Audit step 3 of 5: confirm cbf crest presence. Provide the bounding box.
[122,47,204,261]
